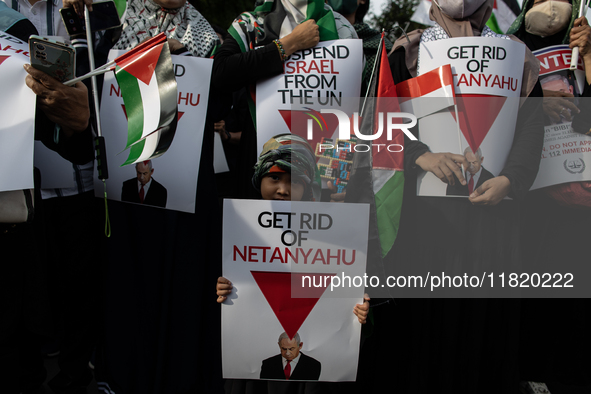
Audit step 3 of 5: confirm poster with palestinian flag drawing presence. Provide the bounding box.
[256,39,363,170]
[0,32,36,192]
[415,37,525,197]
[97,53,211,213]
[221,199,369,381]
[529,45,591,190]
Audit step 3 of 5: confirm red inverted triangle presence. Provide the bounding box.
[251,271,334,339]
[450,94,506,153]
[115,34,165,85]
[0,56,8,66]
[278,109,340,153]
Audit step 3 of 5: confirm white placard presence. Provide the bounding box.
[222,199,369,382]
[416,37,525,196]
[97,53,212,212]
[530,45,591,190]
[0,33,36,192]
[256,39,363,156]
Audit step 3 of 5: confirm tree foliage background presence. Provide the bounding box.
[189,0,254,29]
[367,0,426,43]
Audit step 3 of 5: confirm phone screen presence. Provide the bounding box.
[60,0,121,36]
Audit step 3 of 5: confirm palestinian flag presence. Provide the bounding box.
[113,33,178,166]
[487,0,521,34]
[396,65,455,119]
[371,35,404,258]
[346,34,402,290]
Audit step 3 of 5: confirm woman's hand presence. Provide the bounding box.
[415,151,468,186]
[280,20,320,56]
[570,16,591,84]
[167,38,185,53]
[63,0,93,17]
[468,175,511,206]
[353,294,370,324]
[542,89,579,123]
[216,276,233,303]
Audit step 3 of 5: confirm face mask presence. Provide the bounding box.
[433,0,488,19]
[525,1,572,37]
[327,0,359,15]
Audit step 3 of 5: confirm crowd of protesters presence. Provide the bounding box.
[1,0,590,393]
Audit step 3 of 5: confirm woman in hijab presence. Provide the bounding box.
[380,1,544,392]
[211,0,358,199]
[507,0,591,389]
[61,0,224,393]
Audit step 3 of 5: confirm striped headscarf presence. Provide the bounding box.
[252,134,320,201]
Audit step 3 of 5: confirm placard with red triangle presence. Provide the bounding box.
[450,94,507,153]
[251,271,334,340]
[278,109,340,154]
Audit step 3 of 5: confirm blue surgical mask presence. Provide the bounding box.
[327,0,359,15]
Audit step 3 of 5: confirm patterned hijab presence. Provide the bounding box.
[252,134,321,201]
[114,0,219,58]
[228,0,355,53]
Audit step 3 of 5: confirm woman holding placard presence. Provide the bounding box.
[383,0,544,392]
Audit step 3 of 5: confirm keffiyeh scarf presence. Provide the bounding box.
[114,0,218,57]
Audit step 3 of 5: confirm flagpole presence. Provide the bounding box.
[64,61,115,86]
[453,101,465,180]
[84,4,111,236]
[360,31,384,117]
[570,0,589,70]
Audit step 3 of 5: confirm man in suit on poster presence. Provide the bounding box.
[260,332,321,381]
[446,147,494,197]
[121,160,167,207]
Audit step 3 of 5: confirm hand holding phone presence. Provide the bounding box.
[29,35,75,82]
[24,64,90,137]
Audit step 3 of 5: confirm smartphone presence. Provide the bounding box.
[29,35,76,82]
[60,0,121,36]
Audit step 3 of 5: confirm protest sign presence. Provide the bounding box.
[416,37,525,196]
[98,53,211,213]
[530,45,591,190]
[222,199,369,381]
[0,32,35,192]
[34,141,77,189]
[256,39,363,160]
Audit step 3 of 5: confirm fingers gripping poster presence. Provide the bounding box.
[416,37,525,197]
[97,53,211,213]
[221,200,369,382]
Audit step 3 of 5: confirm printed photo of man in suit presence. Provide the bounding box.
[446,147,494,197]
[121,160,167,208]
[260,332,321,381]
